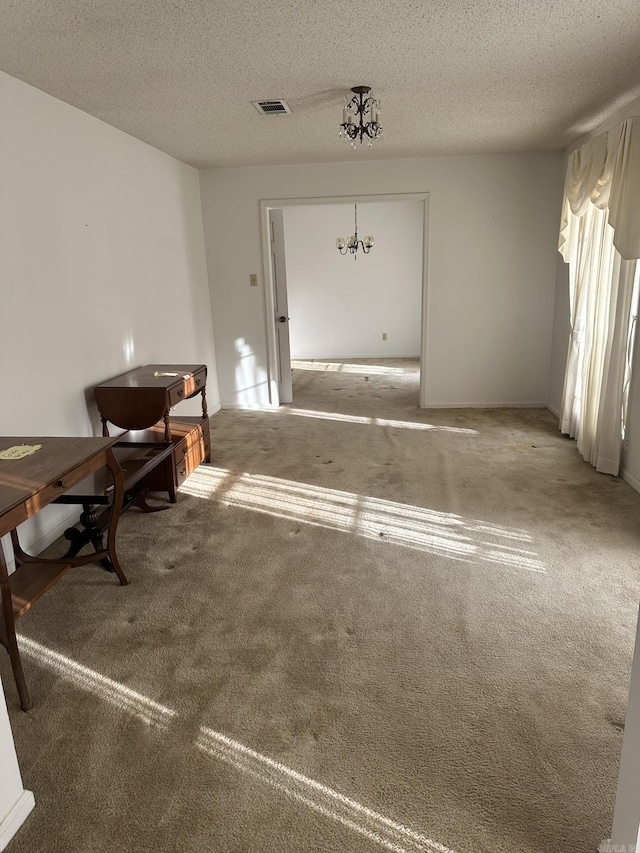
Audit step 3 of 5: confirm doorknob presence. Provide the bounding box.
[278,316,288,323]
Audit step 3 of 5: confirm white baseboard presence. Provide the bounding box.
[221,400,550,412]
[292,355,421,361]
[422,401,548,409]
[3,506,81,575]
[621,466,640,494]
[0,790,35,852]
[27,509,81,555]
[221,403,276,410]
[546,403,560,418]
[209,402,222,416]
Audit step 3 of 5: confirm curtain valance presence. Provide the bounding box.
[559,117,640,262]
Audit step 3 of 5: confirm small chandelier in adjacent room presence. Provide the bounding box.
[339,86,382,148]
[336,204,374,260]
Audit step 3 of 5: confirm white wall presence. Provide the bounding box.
[618,101,640,491]
[0,678,34,851]
[622,336,640,491]
[282,200,423,359]
[609,605,640,850]
[0,71,219,554]
[200,152,563,408]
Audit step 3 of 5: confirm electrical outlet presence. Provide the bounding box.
[250,274,258,287]
[382,332,387,341]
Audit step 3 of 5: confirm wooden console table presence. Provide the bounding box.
[0,437,127,711]
[95,364,211,498]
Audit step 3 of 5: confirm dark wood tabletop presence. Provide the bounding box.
[94,365,205,390]
[0,436,119,538]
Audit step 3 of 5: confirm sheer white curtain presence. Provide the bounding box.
[559,118,640,474]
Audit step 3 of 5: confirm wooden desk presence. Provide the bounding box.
[0,437,127,711]
[94,364,208,441]
[95,365,211,498]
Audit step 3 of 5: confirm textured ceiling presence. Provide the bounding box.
[1,0,640,168]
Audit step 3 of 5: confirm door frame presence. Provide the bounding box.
[259,192,431,408]
[268,208,293,403]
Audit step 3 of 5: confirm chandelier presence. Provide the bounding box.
[339,86,382,148]
[336,204,374,259]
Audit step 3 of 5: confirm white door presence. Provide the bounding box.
[269,209,293,403]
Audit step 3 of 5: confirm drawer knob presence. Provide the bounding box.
[177,390,183,398]
[57,479,66,488]
[180,469,186,476]
[196,378,201,386]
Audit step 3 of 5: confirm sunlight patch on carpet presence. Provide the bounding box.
[197,726,458,853]
[18,636,457,853]
[291,360,410,376]
[18,635,176,728]
[261,407,478,434]
[181,468,546,573]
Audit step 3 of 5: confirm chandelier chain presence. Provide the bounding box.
[335,204,375,259]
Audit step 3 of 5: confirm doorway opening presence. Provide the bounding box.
[261,193,430,409]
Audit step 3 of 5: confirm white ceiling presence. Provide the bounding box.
[2,0,640,169]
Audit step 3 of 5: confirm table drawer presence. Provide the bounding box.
[26,455,111,517]
[175,441,207,488]
[168,368,207,408]
[175,425,209,459]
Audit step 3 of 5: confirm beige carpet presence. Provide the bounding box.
[4,358,640,853]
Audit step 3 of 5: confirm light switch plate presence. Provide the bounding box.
[250,274,258,287]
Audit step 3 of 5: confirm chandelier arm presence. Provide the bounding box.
[336,199,373,256]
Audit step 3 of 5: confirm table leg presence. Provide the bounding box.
[201,390,211,463]
[104,449,128,587]
[63,505,115,573]
[128,489,170,513]
[166,456,178,503]
[63,502,101,557]
[0,544,31,711]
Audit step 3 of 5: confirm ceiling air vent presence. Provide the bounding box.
[252,99,291,116]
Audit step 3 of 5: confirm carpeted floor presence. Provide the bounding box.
[3,358,640,853]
